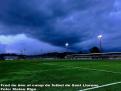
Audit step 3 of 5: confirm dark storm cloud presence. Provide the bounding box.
[0,0,121,51]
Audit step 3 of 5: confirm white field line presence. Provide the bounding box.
[42,63,121,74]
[43,63,121,91]
[9,67,79,74]
[76,67,121,74]
[79,81,121,91]
[8,63,121,75]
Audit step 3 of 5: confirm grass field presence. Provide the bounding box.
[0,59,121,91]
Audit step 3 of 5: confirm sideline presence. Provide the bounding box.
[79,81,121,91]
[8,63,121,75]
[43,63,121,74]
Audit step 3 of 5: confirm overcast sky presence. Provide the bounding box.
[0,0,121,54]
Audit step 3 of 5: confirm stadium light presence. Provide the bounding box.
[97,35,103,52]
[65,42,69,47]
[97,35,103,39]
[65,42,69,52]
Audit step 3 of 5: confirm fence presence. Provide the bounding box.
[65,52,121,60]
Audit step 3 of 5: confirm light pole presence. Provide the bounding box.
[97,35,103,52]
[65,42,69,52]
[21,48,26,55]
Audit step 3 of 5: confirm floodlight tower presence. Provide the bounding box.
[97,35,103,52]
[65,42,69,52]
[21,48,26,55]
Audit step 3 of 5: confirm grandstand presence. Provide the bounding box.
[65,52,121,60]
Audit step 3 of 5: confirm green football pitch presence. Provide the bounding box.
[0,59,121,91]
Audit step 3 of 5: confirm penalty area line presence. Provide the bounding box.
[79,81,121,91]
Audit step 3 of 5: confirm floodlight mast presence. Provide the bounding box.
[97,35,103,52]
[21,49,26,55]
[65,43,69,52]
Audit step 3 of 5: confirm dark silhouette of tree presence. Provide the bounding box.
[90,47,101,53]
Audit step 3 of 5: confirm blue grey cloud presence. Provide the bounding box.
[0,34,65,54]
[0,0,121,53]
